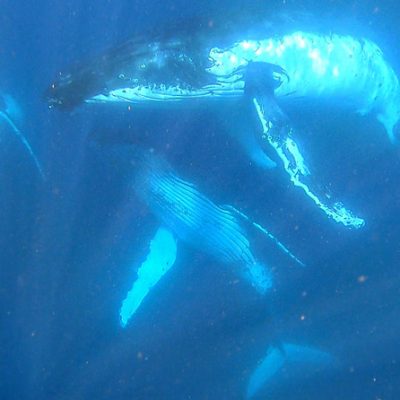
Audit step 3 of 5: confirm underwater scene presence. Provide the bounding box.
[1,0,400,399]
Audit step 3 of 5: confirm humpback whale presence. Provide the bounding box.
[46,24,399,227]
[102,146,333,399]
[0,93,44,178]
[106,144,303,327]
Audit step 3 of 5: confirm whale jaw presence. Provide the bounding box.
[45,36,215,110]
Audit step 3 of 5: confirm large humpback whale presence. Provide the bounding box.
[46,22,399,228]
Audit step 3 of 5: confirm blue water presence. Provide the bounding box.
[1,1,400,399]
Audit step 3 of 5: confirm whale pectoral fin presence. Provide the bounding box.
[244,62,365,229]
[246,342,335,399]
[119,226,177,327]
[223,205,305,267]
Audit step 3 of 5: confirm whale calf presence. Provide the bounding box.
[46,23,399,227]
[109,145,334,398]
[106,145,303,327]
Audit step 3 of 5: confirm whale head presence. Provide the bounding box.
[45,36,218,110]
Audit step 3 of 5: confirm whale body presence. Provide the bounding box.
[47,29,400,143]
[108,145,303,326]
[46,25,398,227]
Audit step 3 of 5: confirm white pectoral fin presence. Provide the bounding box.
[246,342,335,399]
[251,96,365,229]
[226,205,305,268]
[119,226,178,327]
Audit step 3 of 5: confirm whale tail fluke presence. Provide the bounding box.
[246,342,335,399]
[0,94,45,179]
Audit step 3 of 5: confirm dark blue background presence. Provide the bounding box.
[0,0,399,398]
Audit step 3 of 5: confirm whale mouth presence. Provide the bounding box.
[89,84,210,103]
[85,81,244,104]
